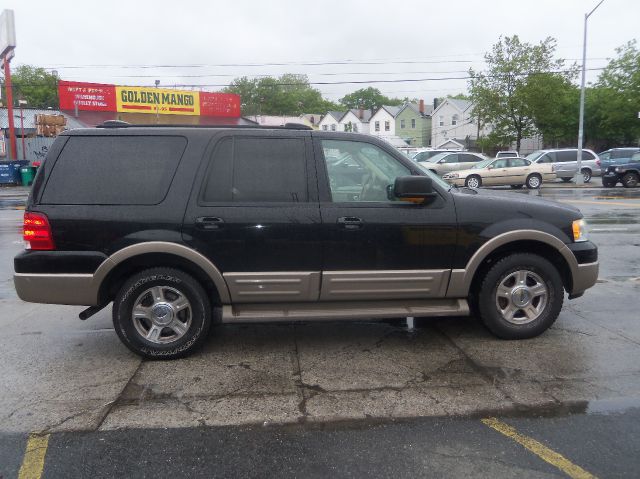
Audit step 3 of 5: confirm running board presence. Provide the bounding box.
[221,298,469,323]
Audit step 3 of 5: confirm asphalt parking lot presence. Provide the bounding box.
[1,180,640,478]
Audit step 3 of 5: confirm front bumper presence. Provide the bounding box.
[567,241,598,295]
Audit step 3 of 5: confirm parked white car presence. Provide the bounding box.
[416,151,486,176]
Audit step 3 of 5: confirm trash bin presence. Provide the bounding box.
[0,163,15,185]
[20,166,35,186]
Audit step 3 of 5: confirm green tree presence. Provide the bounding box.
[590,40,640,147]
[469,36,570,151]
[339,87,402,110]
[7,65,59,108]
[224,74,338,116]
[524,73,579,147]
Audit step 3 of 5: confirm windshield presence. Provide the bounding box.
[472,158,495,169]
[525,151,545,162]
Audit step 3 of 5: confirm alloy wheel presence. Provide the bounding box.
[494,270,548,325]
[132,286,192,344]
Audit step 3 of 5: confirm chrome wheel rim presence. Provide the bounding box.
[528,176,540,188]
[495,270,548,325]
[624,175,638,187]
[132,286,192,344]
[467,177,479,188]
[582,171,591,182]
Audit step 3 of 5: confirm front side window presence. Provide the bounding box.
[202,137,307,203]
[630,153,640,163]
[321,139,411,202]
[384,121,390,131]
[492,159,509,168]
[442,154,458,164]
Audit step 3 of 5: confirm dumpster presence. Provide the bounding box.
[20,166,35,186]
[0,163,15,185]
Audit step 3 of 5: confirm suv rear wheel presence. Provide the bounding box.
[477,253,563,339]
[581,168,592,183]
[113,267,211,359]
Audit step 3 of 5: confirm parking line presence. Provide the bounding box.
[18,433,50,479]
[559,199,640,207]
[481,418,597,479]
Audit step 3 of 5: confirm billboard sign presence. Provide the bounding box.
[0,9,16,57]
[58,80,240,117]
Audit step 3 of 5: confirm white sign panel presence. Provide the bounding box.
[0,10,16,57]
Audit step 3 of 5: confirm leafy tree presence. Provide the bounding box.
[339,87,402,110]
[469,35,571,151]
[590,40,640,147]
[7,65,58,108]
[224,74,338,116]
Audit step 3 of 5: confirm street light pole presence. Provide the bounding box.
[576,0,604,186]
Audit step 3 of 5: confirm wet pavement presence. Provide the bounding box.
[1,181,640,477]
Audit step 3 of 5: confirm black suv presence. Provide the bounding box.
[14,124,599,359]
[602,152,640,188]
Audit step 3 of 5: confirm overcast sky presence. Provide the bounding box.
[7,0,639,106]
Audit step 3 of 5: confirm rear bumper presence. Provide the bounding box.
[14,273,98,306]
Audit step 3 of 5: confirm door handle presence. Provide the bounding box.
[337,216,363,230]
[195,216,224,230]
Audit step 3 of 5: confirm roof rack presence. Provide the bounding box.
[97,120,313,131]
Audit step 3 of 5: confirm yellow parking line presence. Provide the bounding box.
[18,433,50,479]
[560,199,640,207]
[482,418,597,479]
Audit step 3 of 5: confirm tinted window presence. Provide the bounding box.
[630,153,640,163]
[557,150,577,162]
[599,151,611,160]
[582,151,596,161]
[442,154,458,164]
[461,154,481,162]
[202,137,307,203]
[42,136,186,205]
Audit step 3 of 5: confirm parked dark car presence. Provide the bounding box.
[14,123,598,359]
[598,147,640,174]
[602,152,640,188]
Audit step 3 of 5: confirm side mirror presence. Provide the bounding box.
[438,159,446,164]
[393,176,436,203]
[487,165,494,170]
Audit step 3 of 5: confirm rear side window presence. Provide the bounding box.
[201,136,307,203]
[41,136,186,205]
[557,150,576,162]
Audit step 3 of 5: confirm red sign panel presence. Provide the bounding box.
[199,92,241,118]
[58,80,116,112]
[58,80,241,118]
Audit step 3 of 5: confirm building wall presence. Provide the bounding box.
[431,101,485,148]
[369,109,396,138]
[395,108,431,147]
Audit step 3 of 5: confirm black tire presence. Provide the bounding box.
[465,175,482,188]
[526,174,542,189]
[622,172,639,188]
[602,177,617,188]
[477,253,563,339]
[113,267,211,359]
[510,185,524,189]
[561,178,572,183]
[581,168,592,183]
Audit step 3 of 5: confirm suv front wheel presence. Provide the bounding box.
[477,253,563,339]
[113,267,211,359]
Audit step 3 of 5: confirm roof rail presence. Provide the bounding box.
[96,120,313,131]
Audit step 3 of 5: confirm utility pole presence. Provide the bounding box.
[2,51,17,159]
[576,0,604,185]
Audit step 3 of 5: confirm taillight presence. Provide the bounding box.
[23,212,55,250]
[595,159,601,167]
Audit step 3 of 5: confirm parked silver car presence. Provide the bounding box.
[526,148,600,183]
[416,151,486,176]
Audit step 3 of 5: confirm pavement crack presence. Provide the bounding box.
[94,358,144,431]
[290,324,309,423]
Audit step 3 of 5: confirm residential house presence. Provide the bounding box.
[368,105,405,145]
[246,115,314,128]
[338,108,372,134]
[299,113,322,129]
[430,98,488,150]
[318,111,343,132]
[395,100,433,147]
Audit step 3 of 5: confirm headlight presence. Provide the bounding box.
[615,167,624,173]
[572,219,589,242]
